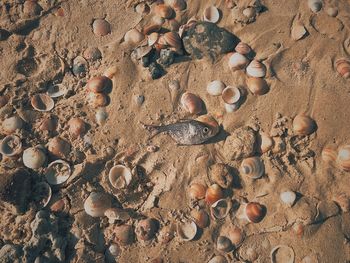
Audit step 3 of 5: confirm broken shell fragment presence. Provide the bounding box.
[190,209,209,228]
[205,184,224,205]
[47,84,67,98]
[88,92,108,108]
[228,52,249,70]
[280,191,297,207]
[308,0,322,13]
[335,58,350,79]
[114,224,134,245]
[135,218,158,241]
[177,220,197,241]
[216,236,233,253]
[0,135,22,157]
[203,6,220,24]
[246,60,266,78]
[222,86,241,104]
[68,117,87,138]
[154,4,174,19]
[210,199,232,220]
[22,146,46,169]
[31,94,55,112]
[47,137,71,159]
[45,160,71,185]
[104,208,130,223]
[336,145,350,171]
[188,183,207,200]
[87,76,112,93]
[270,245,295,263]
[124,29,145,44]
[180,92,204,114]
[92,19,111,36]
[208,256,228,263]
[246,77,269,95]
[84,192,111,217]
[207,80,225,96]
[33,182,52,208]
[209,163,233,189]
[2,116,23,134]
[245,202,266,223]
[240,157,265,179]
[235,42,251,55]
[292,114,317,135]
[109,165,133,189]
[291,21,307,41]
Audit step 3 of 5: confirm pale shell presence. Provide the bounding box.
[47,137,71,159]
[33,182,52,208]
[154,4,174,19]
[108,243,121,257]
[23,147,46,169]
[228,52,249,70]
[335,58,350,79]
[95,108,108,125]
[92,19,111,36]
[246,60,266,78]
[210,199,232,220]
[104,208,130,223]
[84,192,111,217]
[203,6,220,24]
[31,94,55,112]
[258,132,274,153]
[308,0,322,13]
[270,245,295,263]
[148,32,159,46]
[208,256,228,263]
[2,116,23,134]
[226,226,245,246]
[180,92,204,114]
[240,157,264,179]
[45,160,71,185]
[326,7,338,17]
[207,80,225,96]
[246,77,269,95]
[280,191,297,207]
[292,114,317,136]
[235,42,251,55]
[242,7,256,19]
[124,29,145,44]
[86,76,112,93]
[336,145,350,171]
[47,84,67,98]
[176,220,197,241]
[134,2,150,15]
[0,135,22,157]
[109,165,133,189]
[88,92,108,108]
[224,103,240,113]
[222,86,241,104]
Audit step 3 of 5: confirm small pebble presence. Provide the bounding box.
[148,62,164,79]
[134,95,145,106]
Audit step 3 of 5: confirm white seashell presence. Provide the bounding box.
[33,182,52,208]
[207,80,225,96]
[210,199,232,220]
[109,165,133,189]
[222,86,241,104]
[224,103,240,113]
[235,42,251,55]
[95,108,108,125]
[270,245,295,263]
[242,7,256,19]
[47,84,67,98]
[0,135,22,157]
[246,60,266,78]
[240,157,264,179]
[337,145,350,171]
[176,220,197,241]
[308,0,322,13]
[124,29,144,44]
[148,32,159,46]
[203,6,220,24]
[31,93,55,112]
[22,147,46,169]
[45,160,71,185]
[258,132,274,153]
[2,116,24,134]
[326,7,338,17]
[280,191,297,207]
[228,52,249,70]
[84,192,111,217]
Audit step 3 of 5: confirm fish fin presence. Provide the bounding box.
[140,122,164,139]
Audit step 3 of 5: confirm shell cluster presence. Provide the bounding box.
[86,75,112,109]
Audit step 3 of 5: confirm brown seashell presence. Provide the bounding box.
[164,0,186,11]
[209,163,233,189]
[203,6,220,23]
[246,77,269,95]
[176,220,197,241]
[0,135,22,157]
[337,145,350,171]
[143,24,162,35]
[196,114,220,136]
[83,47,102,61]
[246,60,266,78]
[0,95,8,108]
[47,137,71,159]
[163,31,182,50]
[124,29,145,44]
[228,52,249,70]
[208,256,228,263]
[86,76,112,93]
[135,218,158,241]
[240,157,264,179]
[258,132,274,153]
[158,224,175,244]
[245,202,266,223]
[190,209,209,228]
[39,116,57,132]
[210,199,232,219]
[333,193,350,212]
[335,58,350,79]
[31,94,55,112]
[188,183,207,200]
[22,146,46,169]
[114,224,134,245]
[292,114,317,135]
[84,192,111,217]
[321,145,337,164]
[88,92,108,108]
[222,86,241,104]
[92,19,111,36]
[226,226,245,246]
[50,198,69,213]
[235,42,251,55]
[166,19,181,32]
[109,165,133,189]
[134,2,150,15]
[205,184,224,205]
[23,0,42,16]
[180,92,204,114]
[154,4,174,19]
[68,118,86,138]
[2,116,23,134]
[216,236,233,253]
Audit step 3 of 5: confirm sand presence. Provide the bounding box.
[1,0,350,262]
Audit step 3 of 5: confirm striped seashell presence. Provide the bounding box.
[246,60,266,78]
[235,42,251,55]
[163,31,182,50]
[321,145,337,164]
[335,58,350,79]
[222,86,241,104]
[245,202,266,223]
[154,4,174,19]
[228,52,249,70]
[292,114,317,136]
[337,145,350,171]
[205,184,224,205]
[240,156,264,179]
[246,77,269,95]
[180,92,204,114]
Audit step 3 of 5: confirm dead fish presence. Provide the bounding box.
[142,120,219,145]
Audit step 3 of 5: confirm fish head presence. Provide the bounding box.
[197,122,219,141]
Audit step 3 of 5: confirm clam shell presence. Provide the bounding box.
[246,60,266,78]
[92,19,111,36]
[292,114,317,135]
[114,224,134,245]
[207,80,225,96]
[205,184,224,205]
[308,0,322,13]
[180,92,204,114]
[0,135,22,157]
[33,182,52,208]
[280,191,297,207]
[47,137,71,159]
[243,7,256,19]
[190,209,209,228]
[148,32,159,46]
[109,165,133,189]
[86,76,112,93]
[258,132,274,153]
[164,0,187,11]
[31,94,55,112]
[2,116,23,134]
[154,4,174,19]
[228,52,249,70]
[224,103,240,113]
[47,84,67,98]
[337,145,350,171]
[188,183,207,200]
[222,86,241,104]
[226,226,245,246]
[270,245,295,263]
[84,192,111,217]
[22,147,46,169]
[83,47,102,61]
[195,114,220,135]
[240,157,264,179]
[321,146,337,164]
[335,58,350,79]
[163,31,182,50]
[203,6,220,24]
[88,92,108,108]
[326,7,338,17]
[45,160,71,185]
[235,42,251,55]
[39,116,58,132]
[124,29,145,44]
[246,77,269,95]
[208,256,228,263]
[68,117,87,137]
[0,95,8,108]
[176,220,197,241]
[135,218,158,241]
[210,199,232,220]
[216,236,233,253]
[245,202,266,223]
[209,163,233,189]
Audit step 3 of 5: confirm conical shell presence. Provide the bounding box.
[22,146,46,169]
[207,80,225,96]
[246,60,266,78]
[84,192,111,217]
[240,157,264,179]
[0,135,22,157]
[222,86,241,104]
[292,114,317,135]
[335,58,350,79]
[109,165,133,189]
[308,0,322,13]
[337,145,350,171]
[163,31,182,50]
[205,184,224,205]
[203,6,220,23]
[176,220,197,241]
[154,4,174,19]
[245,202,266,223]
[188,182,207,200]
[180,92,204,114]
[2,116,23,134]
[210,199,232,220]
[246,77,268,95]
[228,52,249,70]
[280,190,297,207]
[124,29,145,44]
[45,160,71,185]
[235,42,251,55]
[31,94,55,112]
[270,245,295,263]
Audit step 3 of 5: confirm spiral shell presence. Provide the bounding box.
[31,94,55,112]
[280,190,297,207]
[87,76,112,93]
[240,157,264,179]
[321,145,337,164]
[228,52,249,70]
[0,135,22,157]
[292,114,317,135]
[23,146,46,169]
[84,192,111,217]
[163,31,182,50]
[337,145,350,171]
[207,80,225,96]
[210,199,232,219]
[188,183,207,200]
[68,118,87,138]
[216,236,233,253]
[124,29,145,44]
[47,137,71,159]
[246,77,269,95]
[235,42,251,55]
[92,19,111,36]
[308,0,322,13]
[180,92,204,114]
[45,160,71,185]
[203,6,220,24]
[154,4,174,19]
[176,220,197,241]
[246,60,266,78]
[2,116,23,134]
[245,202,266,223]
[190,209,209,228]
[135,218,158,241]
[222,86,241,104]
[109,165,133,189]
[335,58,350,79]
[205,184,224,205]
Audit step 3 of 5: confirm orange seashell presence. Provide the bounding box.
[246,77,269,95]
[292,114,317,136]
[154,4,174,19]
[205,184,224,205]
[337,145,350,171]
[188,183,207,200]
[86,76,112,93]
[321,145,337,164]
[163,31,182,50]
[190,209,209,228]
[68,118,87,137]
[47,137,71,159]
[92,19,111,36]
[245,202,266,223]
[335,58,350,79]
[235,42,251,55]
[180,92,204,114]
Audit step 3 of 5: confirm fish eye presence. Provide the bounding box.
[203,127,209,133]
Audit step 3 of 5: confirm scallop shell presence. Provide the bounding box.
[321,146,337,164]
[154,4,174,19]
[203,6,220,23]
[124,29,145,44]
[180,92,204,114]
[337,145,350,171]
[31,94,55,112]
[188,182,207,200]
[335,58,350,79]
[135,218,158,241]
[292,114,317,135]
[176,220,197,241]
[33,182,52,208]
[0,135,22,157]
[148,32,159,46]
[235,42,251,55]
[208,256,228,263]
[270,245,295,263]
[207,80,225,96]
[222,86,241,104]
[86,76,112,93]
[258,132,274,153]
[47,84,67,98]
[209,163,233,189]
[228,52,249,70]
[104,208,130,223]
[92,19,111,36]
[195,114,220,135]
[240,157,264,179]
[114,224,134,245]
[109,165,133,189]
[88,92,108,108]
[47,137,71,159]
[68,118,87,138]
[216,236,233,253]
[163,31,182,51]
[45,160,71,185]
[246,60,266,78]
[245,202,266,223]
[2,116,23,134]
[246,77,269,95]
[205,184,224,205]
[22,147,46,169]
[164,0,187,11]
[190,209,209,228]
[84,192,111,217]
[210,199,232,219]
[280,191,297,207]
[308,0,322,13]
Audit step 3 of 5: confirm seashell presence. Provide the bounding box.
[104,208,130,223]
[210,199,232,219]
[84,192,111,217]
[158,224,175,244]
[164,0,187,11]
[222,86,241,104]
[226,226,245,246]
[337,145,350,171]
[224,103,240,113]
[47,84,67,98]
[246,77,269,95]
[176,220,197,241]
[134,2,150,15]
[258,132,274,153]
[2,116,23,134]
[293,222,304,238]
[22,146,46,169]
[108,243,121,257]
[39,116,57,132]
[180,92,204,114]
[240,157,264,179]
[245,202,266,223]
[335,58,350,79]
[188,183,207,200]
[235,42,251,55]
[308,0,322,13]
[95,108,108,125]
[109,165,133,189]
[207,80,225,96]
[246,60,266,78]
[143,24,162,35]
[190,209,209,228]
[209,163,233,189]
[68,118,87,138]
[154,4,174,19]
[163,31,182,50]
[50,198,70,213]
[135,218,158,241]
[114,224,134,245]
[0,95,8,108]
[31,93,55,112]
[280,191,297,207]
[124,29,145,44]
[203,6,220,24]
[23,0,42,16]
[291,21,307,41]
[196,114,220,135]
[301,254,319,263]
[92,19,111,36]
[0,135,22,157]
[148,32,159,46]
[242,7,256,19]
[45,160,71,185]
[205,184,224,205]
[104,65,118,79]
[228,52,249,70]
[83,47,102,61]
[208,256,228,263]
[270,245,295,263]
[86,76,112,93]
[47,137,71,159]
[72,56,88,77]
[88,92,108,108]
[166,19,181,32]
[292,114,317,135]
[321,145,337,164]
[326,7,338,17]
[216,236,233,253]
[333,193,350,212]
[33,182,52,208]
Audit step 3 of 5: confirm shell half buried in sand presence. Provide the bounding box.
[45,160,71,185]
[108,164,133,189]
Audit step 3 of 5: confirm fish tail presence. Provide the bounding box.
[141,122,167,139]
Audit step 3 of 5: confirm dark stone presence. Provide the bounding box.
[0,29,11,41]
[141,56,150,67]
[148,62,164,79]
[157,49,175,67]
[182,21,240,62]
